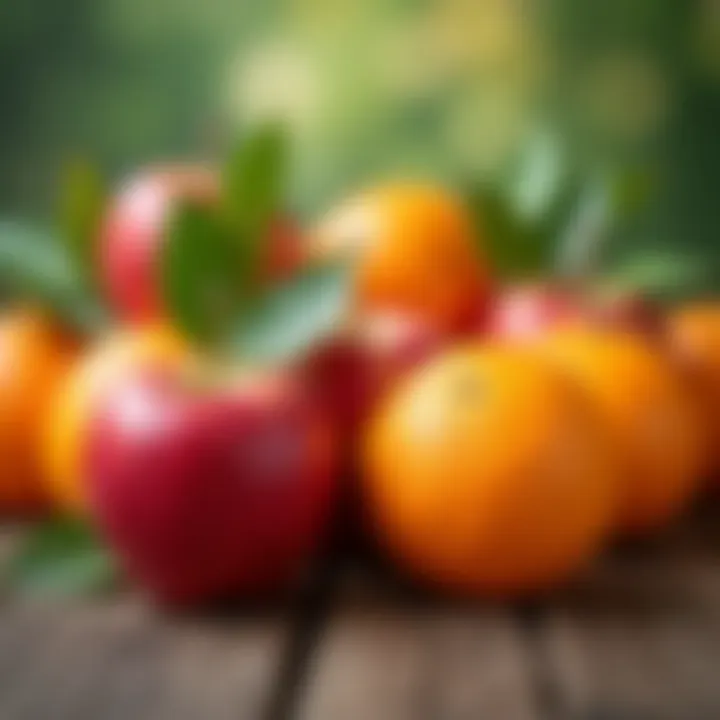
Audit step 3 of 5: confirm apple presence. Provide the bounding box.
[303,311,446,441]
[99,166,303,324]
[485,283,663,342]
[485,283,584,341]
[585,288,664,339]
[86,367,337,606]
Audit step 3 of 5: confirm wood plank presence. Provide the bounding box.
[298,597,541,720]
[534,513,720,720]
[0,595,287,720]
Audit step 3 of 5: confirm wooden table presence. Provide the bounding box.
[2,508,720,720]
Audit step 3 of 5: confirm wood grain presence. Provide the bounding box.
[0,596,286,720]
[3,510,720,719]
[298,601,541,720]
[534,513,720,720]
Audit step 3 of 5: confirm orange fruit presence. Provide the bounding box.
[537,328,704,533]
[41,324,188,513]
[309,183,489,331]
[362,345,618,597]
[666,303,720,478]
[0,309,80,514]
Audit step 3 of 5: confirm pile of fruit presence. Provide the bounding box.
[1,128,719,607]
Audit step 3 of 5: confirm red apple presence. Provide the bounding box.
[586,289,664,339]
[86,367,337,606]
[303,311,446,441]
[485,283,584,341]
[99,166,304,324]
[485,282,663,343]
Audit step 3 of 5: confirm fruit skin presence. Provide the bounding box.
[666,303,720,478]
[0,310,80,514]
[485,283,662,342]
[99,166,303,324]
[41,325,188,514]
[86,369,337,606]
[303,311,446,441]
[309,184,489,332]
[586,289,664,339]
[485,283,583,341]
[536,328,704,533]
[362,345,618,597]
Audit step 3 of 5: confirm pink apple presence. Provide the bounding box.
[99,165,303,324]
[303,311,446,441]
[86,367,337,606]
[485,283,584,341]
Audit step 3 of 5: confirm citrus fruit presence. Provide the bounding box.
[309,183,489,331]
[41,324,188,513]
[362,345,618,597]
[0,309,80,514]
[666,303,720,478]
[537,328,704,533]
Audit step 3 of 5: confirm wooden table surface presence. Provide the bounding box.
[2,508,720,720]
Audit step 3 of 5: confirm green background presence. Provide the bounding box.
[1,0,718,288]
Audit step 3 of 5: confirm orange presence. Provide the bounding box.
[0,309,80,514]
[309,183,488,331]
[536,328,704,534]
[362,345,618,597]
[666,303,720,479]
[41,324,187,514]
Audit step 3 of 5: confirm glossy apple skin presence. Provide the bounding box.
[99,166,303,324]
[86,370,337,606]
[303,311,446,441]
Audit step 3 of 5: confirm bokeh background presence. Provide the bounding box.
[1,0,718,287]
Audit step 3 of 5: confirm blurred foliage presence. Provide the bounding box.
[1,0,719,293]
[230,261,352,363]
[0,221,109,333]
[57,159,107,291]
[222,122,290,243]
[8,518,119,599]
[162,201,238,344]
[0,0,271,214]
[162,124,292,347]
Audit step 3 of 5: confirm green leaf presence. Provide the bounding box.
[0,220,110,333]
[553,169,657,280]
[602,251,709,300]
[57,159,106,289]
[470,187,549,278]
[230,262,353,364]
[161,201,240,344]
[508,131,566,225]
[533,179,584,251]
[7,518,119,599]
[553,178,612,279]
[608,166,656,220]
[224,123,289,233]
[223,123,290,285]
